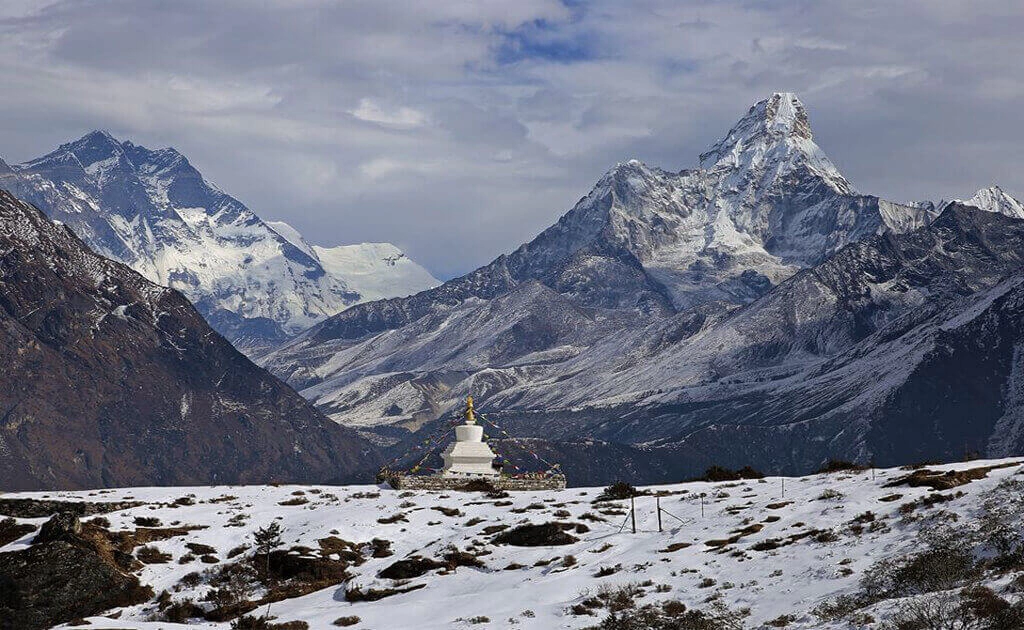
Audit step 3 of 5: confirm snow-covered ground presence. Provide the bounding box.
[3,458,1023,629]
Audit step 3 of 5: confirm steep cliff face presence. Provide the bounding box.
[0,191,378,491]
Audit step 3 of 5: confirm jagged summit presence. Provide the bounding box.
[699,92,855,196]
[959,185,1024,220]
[28,130,126,169]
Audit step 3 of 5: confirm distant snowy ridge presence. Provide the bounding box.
[942,184,1024,219]
[0,132,438,351]
[268,220,439,303]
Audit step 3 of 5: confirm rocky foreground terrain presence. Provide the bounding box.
[2,458,1022,629]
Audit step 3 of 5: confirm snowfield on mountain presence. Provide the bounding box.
[2,459,1022,629]
[0,132,437,351]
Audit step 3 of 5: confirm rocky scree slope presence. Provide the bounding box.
[0,190,378,491]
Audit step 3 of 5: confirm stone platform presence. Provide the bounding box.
[380,472,566,492]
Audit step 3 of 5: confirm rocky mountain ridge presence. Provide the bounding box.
[0,131,437,352]
[260,93,1024,480]
[0,190,378,491]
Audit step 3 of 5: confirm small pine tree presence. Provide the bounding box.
[252,521,283,618]
[254,521,283,565]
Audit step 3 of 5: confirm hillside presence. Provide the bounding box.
[0,190,378,491]
[1,459,1021,628]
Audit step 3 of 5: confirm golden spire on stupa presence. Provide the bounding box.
[464,395,476,424]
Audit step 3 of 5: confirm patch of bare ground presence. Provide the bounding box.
[885,462,1020,491]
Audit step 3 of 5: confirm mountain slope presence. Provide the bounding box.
[262,93,938,444]
[0,190,378,491]
[0,132,437,351]
[536,204,1024,477]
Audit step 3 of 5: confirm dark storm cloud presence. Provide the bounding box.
[0,0,1022,278]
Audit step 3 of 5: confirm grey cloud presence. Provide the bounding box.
[0,0,1022,279]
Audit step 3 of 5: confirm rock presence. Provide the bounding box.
[0,532,152,630]
[33,513,82,545]
[0,518,36,548]
[491,523,580,547]
[266,550,350,583]
[378,556,444,580]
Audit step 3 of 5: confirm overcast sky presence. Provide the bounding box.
[1,1,1022,278]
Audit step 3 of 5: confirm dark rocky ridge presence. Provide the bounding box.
[0,190,378,490]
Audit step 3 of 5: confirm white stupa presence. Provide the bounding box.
[440,396,499,477]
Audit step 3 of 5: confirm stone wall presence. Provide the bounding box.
[384,474,566,492]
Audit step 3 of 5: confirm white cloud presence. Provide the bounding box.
[350,98,427,128]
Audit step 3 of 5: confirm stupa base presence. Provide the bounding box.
[380,472,566,491]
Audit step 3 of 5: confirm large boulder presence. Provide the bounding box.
[33,512,82,544]
[0,514,152,630]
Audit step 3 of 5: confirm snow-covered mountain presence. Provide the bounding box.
[941,184,1024,219]
[0,132,437,351]
[267,220,439,304]
[260,94,932,428]
[3,459,1022,629]
[261,93,1024,480]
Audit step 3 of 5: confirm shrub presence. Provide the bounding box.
[584,599,747,630]
[881,587,1024,630]
[700,466,764,482]
[817,460,868,474]
[492,523,579,547]
[332,617,360,627]
[136,545,172,564]
[134,516,161,527]
[160,599,203,623]
[597,482,640,501]
[179,571,202,588]
[861,529,977,599]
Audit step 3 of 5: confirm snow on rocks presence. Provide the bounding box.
[3,459,1022,629]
